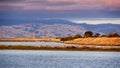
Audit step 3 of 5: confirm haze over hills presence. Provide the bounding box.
[0,19,75,25]
[80,23,120,34]
[0,19,120,38]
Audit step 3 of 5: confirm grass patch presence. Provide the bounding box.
[0,45,120,52]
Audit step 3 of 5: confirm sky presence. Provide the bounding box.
[0,0,120,24]
[70,18,120,24]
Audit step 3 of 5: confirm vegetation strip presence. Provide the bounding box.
[0,45,120,52]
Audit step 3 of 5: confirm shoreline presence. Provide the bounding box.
[0,45,120,52]
[0,37,120,52]
[0,37,120,46]
[1,49,120,52]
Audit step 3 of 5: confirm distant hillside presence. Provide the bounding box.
[0,23,85,38]
[80,23,120,34]
[0,19,120,38]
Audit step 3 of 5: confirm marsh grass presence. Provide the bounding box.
[0,45,120,52]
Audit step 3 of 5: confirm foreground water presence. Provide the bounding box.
[0,50,120,68]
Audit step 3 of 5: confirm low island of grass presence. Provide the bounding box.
[64,37,120,46]
[0,35,120,52]
[0,44,120,52]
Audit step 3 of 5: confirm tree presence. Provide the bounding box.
[94,33,100,37]
[108,32,114,37]
[66,36,73,40]
[60,38,65,41]
[60,36,73,41]
[113,33,119,37]
[108,32,119,37]
[73,34,82,39]
[101,35,107,37]
[84,31,93,38]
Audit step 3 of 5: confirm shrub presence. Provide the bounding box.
[84,31,93,38]
[73,34,82,39]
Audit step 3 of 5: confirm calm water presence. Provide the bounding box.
[0,50,120,68]
[0,42,119,49]
[0,42,76,46]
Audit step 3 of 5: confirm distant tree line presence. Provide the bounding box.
[60,31,120,41]
[60,34,82,41]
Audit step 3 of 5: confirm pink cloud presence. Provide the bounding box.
[23,5,79,10]
[0,0,120,11]
[22,0,120,11]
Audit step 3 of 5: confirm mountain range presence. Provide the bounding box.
[0,19,120,38]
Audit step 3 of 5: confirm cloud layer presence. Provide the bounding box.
[72,18,120,24]
[0,0,120,11]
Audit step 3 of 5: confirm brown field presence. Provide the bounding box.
[0,37,120,51]
[64,37,120,46]
[0,38,60,42]
[0,37,120,46]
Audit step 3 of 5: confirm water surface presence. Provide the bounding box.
[0,50,120,68]
[0,42,75,46]
[0,42,119,49]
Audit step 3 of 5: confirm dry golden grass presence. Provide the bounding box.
[1,37,120,46]
[65,37,120,45]
[9,38,60,42]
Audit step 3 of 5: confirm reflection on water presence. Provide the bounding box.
[0,42,74,46]
[0,50,120,68]
[0,42,119,49]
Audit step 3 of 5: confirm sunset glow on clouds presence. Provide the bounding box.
[0,0,120,24]
[0,0,120,11]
